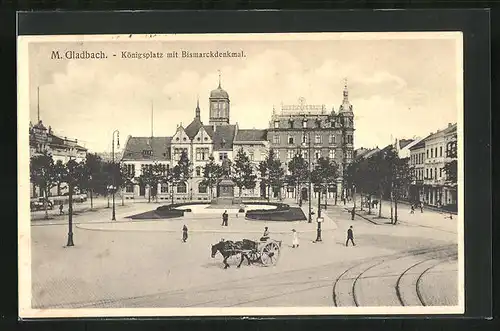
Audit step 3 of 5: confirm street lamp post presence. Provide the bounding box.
[353,184,357,210]
[112,130,120,221]
[302,130,312,223]
[315,186,322,242]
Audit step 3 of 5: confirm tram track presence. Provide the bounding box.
[332,244,457,307]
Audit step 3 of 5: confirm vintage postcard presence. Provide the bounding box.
[18,32,464,318]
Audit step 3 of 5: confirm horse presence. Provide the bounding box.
[211,239,255,269]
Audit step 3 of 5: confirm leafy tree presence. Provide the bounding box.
[259,149,285,201]
[53,160,67,196]
[78,153,105,209]
[287,154,309,204]
[137,163,167,203]
[30,151,57,219]
[231,148,257,197]
[391,156,412,224]
[201,156,223,199]
[311,157,339,195]
[171,150,192,203]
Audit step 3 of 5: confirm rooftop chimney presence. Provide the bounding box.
[448,123,452,128]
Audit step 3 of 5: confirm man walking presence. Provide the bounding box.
[346,226,355,246]
[351,207,355,220]
[59,203,64,215]
[221,210,228,226]
[410,204,415,214]
[182,224,188,243]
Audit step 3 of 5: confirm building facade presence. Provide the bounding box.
[267,84,355,200]
[408,123,457,207]
[121,78,355,202]
[29,120,88,197]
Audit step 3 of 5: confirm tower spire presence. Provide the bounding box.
[218,69,222,88]
[343,78,349,102]
[37,86,40,123]
[195,95,201,120]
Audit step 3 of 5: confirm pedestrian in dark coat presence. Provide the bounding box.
[182,225,188,242]
[410,204,415,214]
[59,203,64,215]
[351,207,355,220]
[221,210,228,226]
[346,226,355,246]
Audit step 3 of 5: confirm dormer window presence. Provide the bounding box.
[302,119,307,128]
[142,149,153,157]
[274,121,279,129]
[289,119,294,129]
[316,119,322,128]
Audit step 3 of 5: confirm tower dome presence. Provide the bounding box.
[210,86,229,99]
[209,71,230,126]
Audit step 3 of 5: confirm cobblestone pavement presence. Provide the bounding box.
[30,199,460,310]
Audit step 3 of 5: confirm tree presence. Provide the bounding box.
[201,156,223,200]
[78,153,105,209]
[53,160,67,196]
[391,156,412,225]
[287,154,309,204]
[30,151,57,219]
[259,149,285,201]
[231,148,257,197]
[171,150,192,203]
[137,163,166,203]
[119,163,136,205]
[311,157,339,200]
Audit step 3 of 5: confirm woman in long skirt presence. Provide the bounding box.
[292,229,299,248]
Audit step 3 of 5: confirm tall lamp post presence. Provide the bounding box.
[112,130,120,221]
[315,185,323,242]
[302,130,312,223]
[66,157,75,247]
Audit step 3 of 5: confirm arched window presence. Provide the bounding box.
[199,183,207,194]
[196,166,201,177]
[177,182,187,193]
[161,183,168,193]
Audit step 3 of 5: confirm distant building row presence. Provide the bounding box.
[354,122,458,208]
[121,77,355,202]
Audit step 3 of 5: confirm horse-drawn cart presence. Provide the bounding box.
[243,239,281,266]
[211,238,282,269]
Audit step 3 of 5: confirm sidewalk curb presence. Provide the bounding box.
[75,224,337,234]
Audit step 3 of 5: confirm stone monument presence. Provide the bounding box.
[210,158,242,207]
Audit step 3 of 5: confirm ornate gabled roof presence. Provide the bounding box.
[121,136,172,161]
[184,118,204,140]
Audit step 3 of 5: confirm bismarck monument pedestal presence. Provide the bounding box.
[210,158,242,208]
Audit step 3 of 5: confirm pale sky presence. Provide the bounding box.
[27,34,461,153]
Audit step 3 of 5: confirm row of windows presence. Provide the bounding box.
[427,146,443,159]
[273,134,352,145]
[126,182,207,194]
[411,152,425,165]
[412,167,445,181]
[273,117,354,129]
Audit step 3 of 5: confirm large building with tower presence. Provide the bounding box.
[121,75,355,202]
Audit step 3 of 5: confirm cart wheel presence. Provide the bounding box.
[260,242,280,266]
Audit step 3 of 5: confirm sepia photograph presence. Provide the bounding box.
[17,32,464,317]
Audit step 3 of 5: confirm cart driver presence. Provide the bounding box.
[260,227,270,241]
